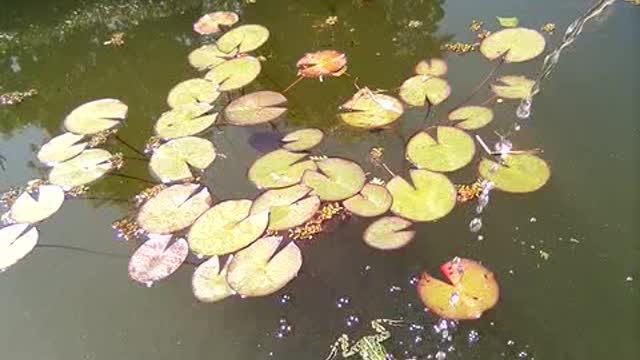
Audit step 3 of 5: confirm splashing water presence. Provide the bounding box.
[469,217,482,233]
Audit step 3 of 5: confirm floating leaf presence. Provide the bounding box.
[193,11,239,35]
[491,75,535,99]
[386,169,456,222]
[0,224,38,271]
[225,91,287,126]
[479,154,550,193]
[128,234,189,285]
[414,58,448,76]
[448,106,493,130]
[480,28,545,63]
[417,258,499,320]
[37,132,87,165]
[10,185,65,224]
[226,236,302,297]
[296,50,347,78]
[188,199,269,256]
[343,183,392,217]
[188,45,237,71]
[205,56,261,91]
[136,183,212,234]
[48,149,113,188]
[302,158,366,201]
[248,149,317,189]
[363,216,415,250]
[192,255,235,303]
[149,137,216,183]
[399,75,451,107]
[63,99,128,135]
[216,24,270,53]
[496,16,519,28]
[281,128,324,152]
[167,79,220,108]
[251,184,320,231]
[339,87,404,129]
[406,127,476,172]
[155,103,217,139]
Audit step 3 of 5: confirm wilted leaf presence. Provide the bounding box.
[406,127,476,172]
[225,91,287,126]
[339,87,404,129]
[37,132,87,166]
[296,50,347,78]
[414,58,447,76]
[205,56,261,91]
[0,224,38,271]
[496,16,519,28]
[281,128,324,152]
[491,75,535,99]
[363,216,415,250]
[342,183,391,217]
[480,28,545,63]
[193,11,239,35]
[128,234,188,285]
[149,137,216,183]
[216,24,269,53]
[167,79,220,108]
[10,184,65,224]
[386,169,456,222]
[479,154,550,193]
[188,45,237,71]
[63,99,128,135]
[248,149,317,189]
[399,75,451,107]
[251,185,320,231]
[48,149,113,189]
[448,106,493,130]
[155,103,217,139]
[192,255,235,303]
[302,158,366,201]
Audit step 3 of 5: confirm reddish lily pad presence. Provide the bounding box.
[296,50,347,78]
[386,169,456,222]
[192,255,235,303]
[363,216,415,250]
[225,91,287,126]
[10,184,65,224]
[406,127,476,172]
[128,234,189,285]
[193,11,239,35]
[343,183,392,217]
[0,224,38,271]
[248,149,317,189]
[302,158,366,201]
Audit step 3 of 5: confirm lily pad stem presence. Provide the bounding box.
[282,75,305,94]
[36,244,129,259]
[453,55,506,109]
[380,162,396,177]
[115,135,146,158]
[108,172,157,184]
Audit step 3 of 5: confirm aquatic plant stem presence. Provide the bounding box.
[380,162,396,177]
[122,155,148,162]
[36,244,129,259]
[108,172,157,184]
[422,102,433,126]
[282,75,305,94]
[115,135,146,157]
[453,56,505,109]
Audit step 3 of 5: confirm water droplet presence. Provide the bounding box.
[518,351,529,359]
[626,276,633,282]
[469,217,482,232]
[507,340,515,346]
[336,296,351,309]
[516,98,532,119]
[275,317,294,339]
[414,335,423,344]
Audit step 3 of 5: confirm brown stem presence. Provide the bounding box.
[115,135,146,157]
[452,55,505,109]
[282,75,305,94]
[108,173,157,184]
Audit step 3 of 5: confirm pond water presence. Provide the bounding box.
[1,0,638,359]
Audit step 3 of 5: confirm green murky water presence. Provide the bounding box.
[1,0,638,359]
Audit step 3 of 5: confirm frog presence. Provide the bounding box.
[325,319,403,360]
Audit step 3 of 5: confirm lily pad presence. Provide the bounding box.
[48,149,113,189]
[478,154,550,193]
[216,24,270,53]
[128,234,189,285]
[480,27,545,63]
[399,76,451,107]
[496,16,519,28]
[248,149,317,189]
[448,106,493,130]
[226,236,302,297]
[296,50,347,78]
[155,103,217,139]
[188,44,237,71]
[0,224,38,271]
[149,137,216,183]
[188,199,269,256]
[386,169,456,222]
[363,216,415,250]
[193,11,239,35]
[251,184,320,231]
[302,158,366,201]
[192,255,235,303]
[339,87,404,129]
[417,258,499,320]
[10,184,65,224]
[64,99,128,135]
[225,91,287,126]
[491,75,535,99]
[167,79,220,108]
[136,183,212,234]
[281,128,324,152]
[343,183,392,217]
[204,56,261,91]
[406,127,476,172]
[37,132,87,165]
[414,58,448,76]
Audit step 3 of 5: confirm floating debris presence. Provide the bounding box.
[0,89,38,106]
[441,42,479,54]
[407,20,423,28]
[288,202,344,240]
[112,216,143,241]
[456,180,484,203]
[103,32,125,47]
[541,23,556,34]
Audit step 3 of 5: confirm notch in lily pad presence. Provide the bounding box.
[339,87,404,129]
[248,149,317,189]
[9,184,65,224]
[37,132,88,166]
[281,128,324,152]
[386,169,456,222]
[343,182,392,217]
[406,126,476,172]
[155,103,218,139]
[302,157,366,201]
[205,55,261,91]
[399,75,451,107]
[48,149,116,189]
[225,91,288,126]
[149,137,216,183]
[192,255,235,303]
[216,24,270,53]
[0,223,39,271]
[251,184,320,231]
[363,216,415,250]
[64,99,128,135]
[128,234,189,286]
[188,45,238,71]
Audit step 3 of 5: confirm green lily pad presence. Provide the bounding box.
[302,158,366,201]
[414,58,448,76]
[406,127,476,172]
[0,224,38,271]
[496,16,519,28]
[167,78,220,108]
[154,103,218,139]
[343,183,392,217]
[251,185,320,231]
[192,255,235,303]
[37,132,87,165]
[480,27,545,63]
[226,235,302,297]
[149,137,216,183]
[136,184,212,234]
[248,149,317,189]
[363,216,415,250]
[188,44,237,71]
[10,184,65,224]
[64,99,128,135]
[48,149,113,189]
[281,128,324,152]
[225,91,288,126]
[204,56,261,91]
[216,24,270,53]
[399,75,451,107]
[491,75,535,99]
[386,169,456,222]
[339,87,404,129]
[479,154,550,193]
[188,199,269,256]
[417,258,499,320]
[448,106,493,130]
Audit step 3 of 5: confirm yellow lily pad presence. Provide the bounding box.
[343,183,392,217]
[37,132,87,166]
[281,128,324,152]
[204,55,261,91]
[216,24,270,53]
[188,44,237,71]
[386,169,456,222]
[406,127,476,172]
[302,158,366,201]
[251,184,320,231]
[480,27,545,63]
[48,149,113,189]
[448,106,493,130]
[248,149,317,189]
[167,78,220,108]
[154,103,218,139]
[479,154,550,193]
[63,99,128,135]
[414,58,448,76]
[9,184,65,224]
[338,87,404,129]
[363,216,415,250]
